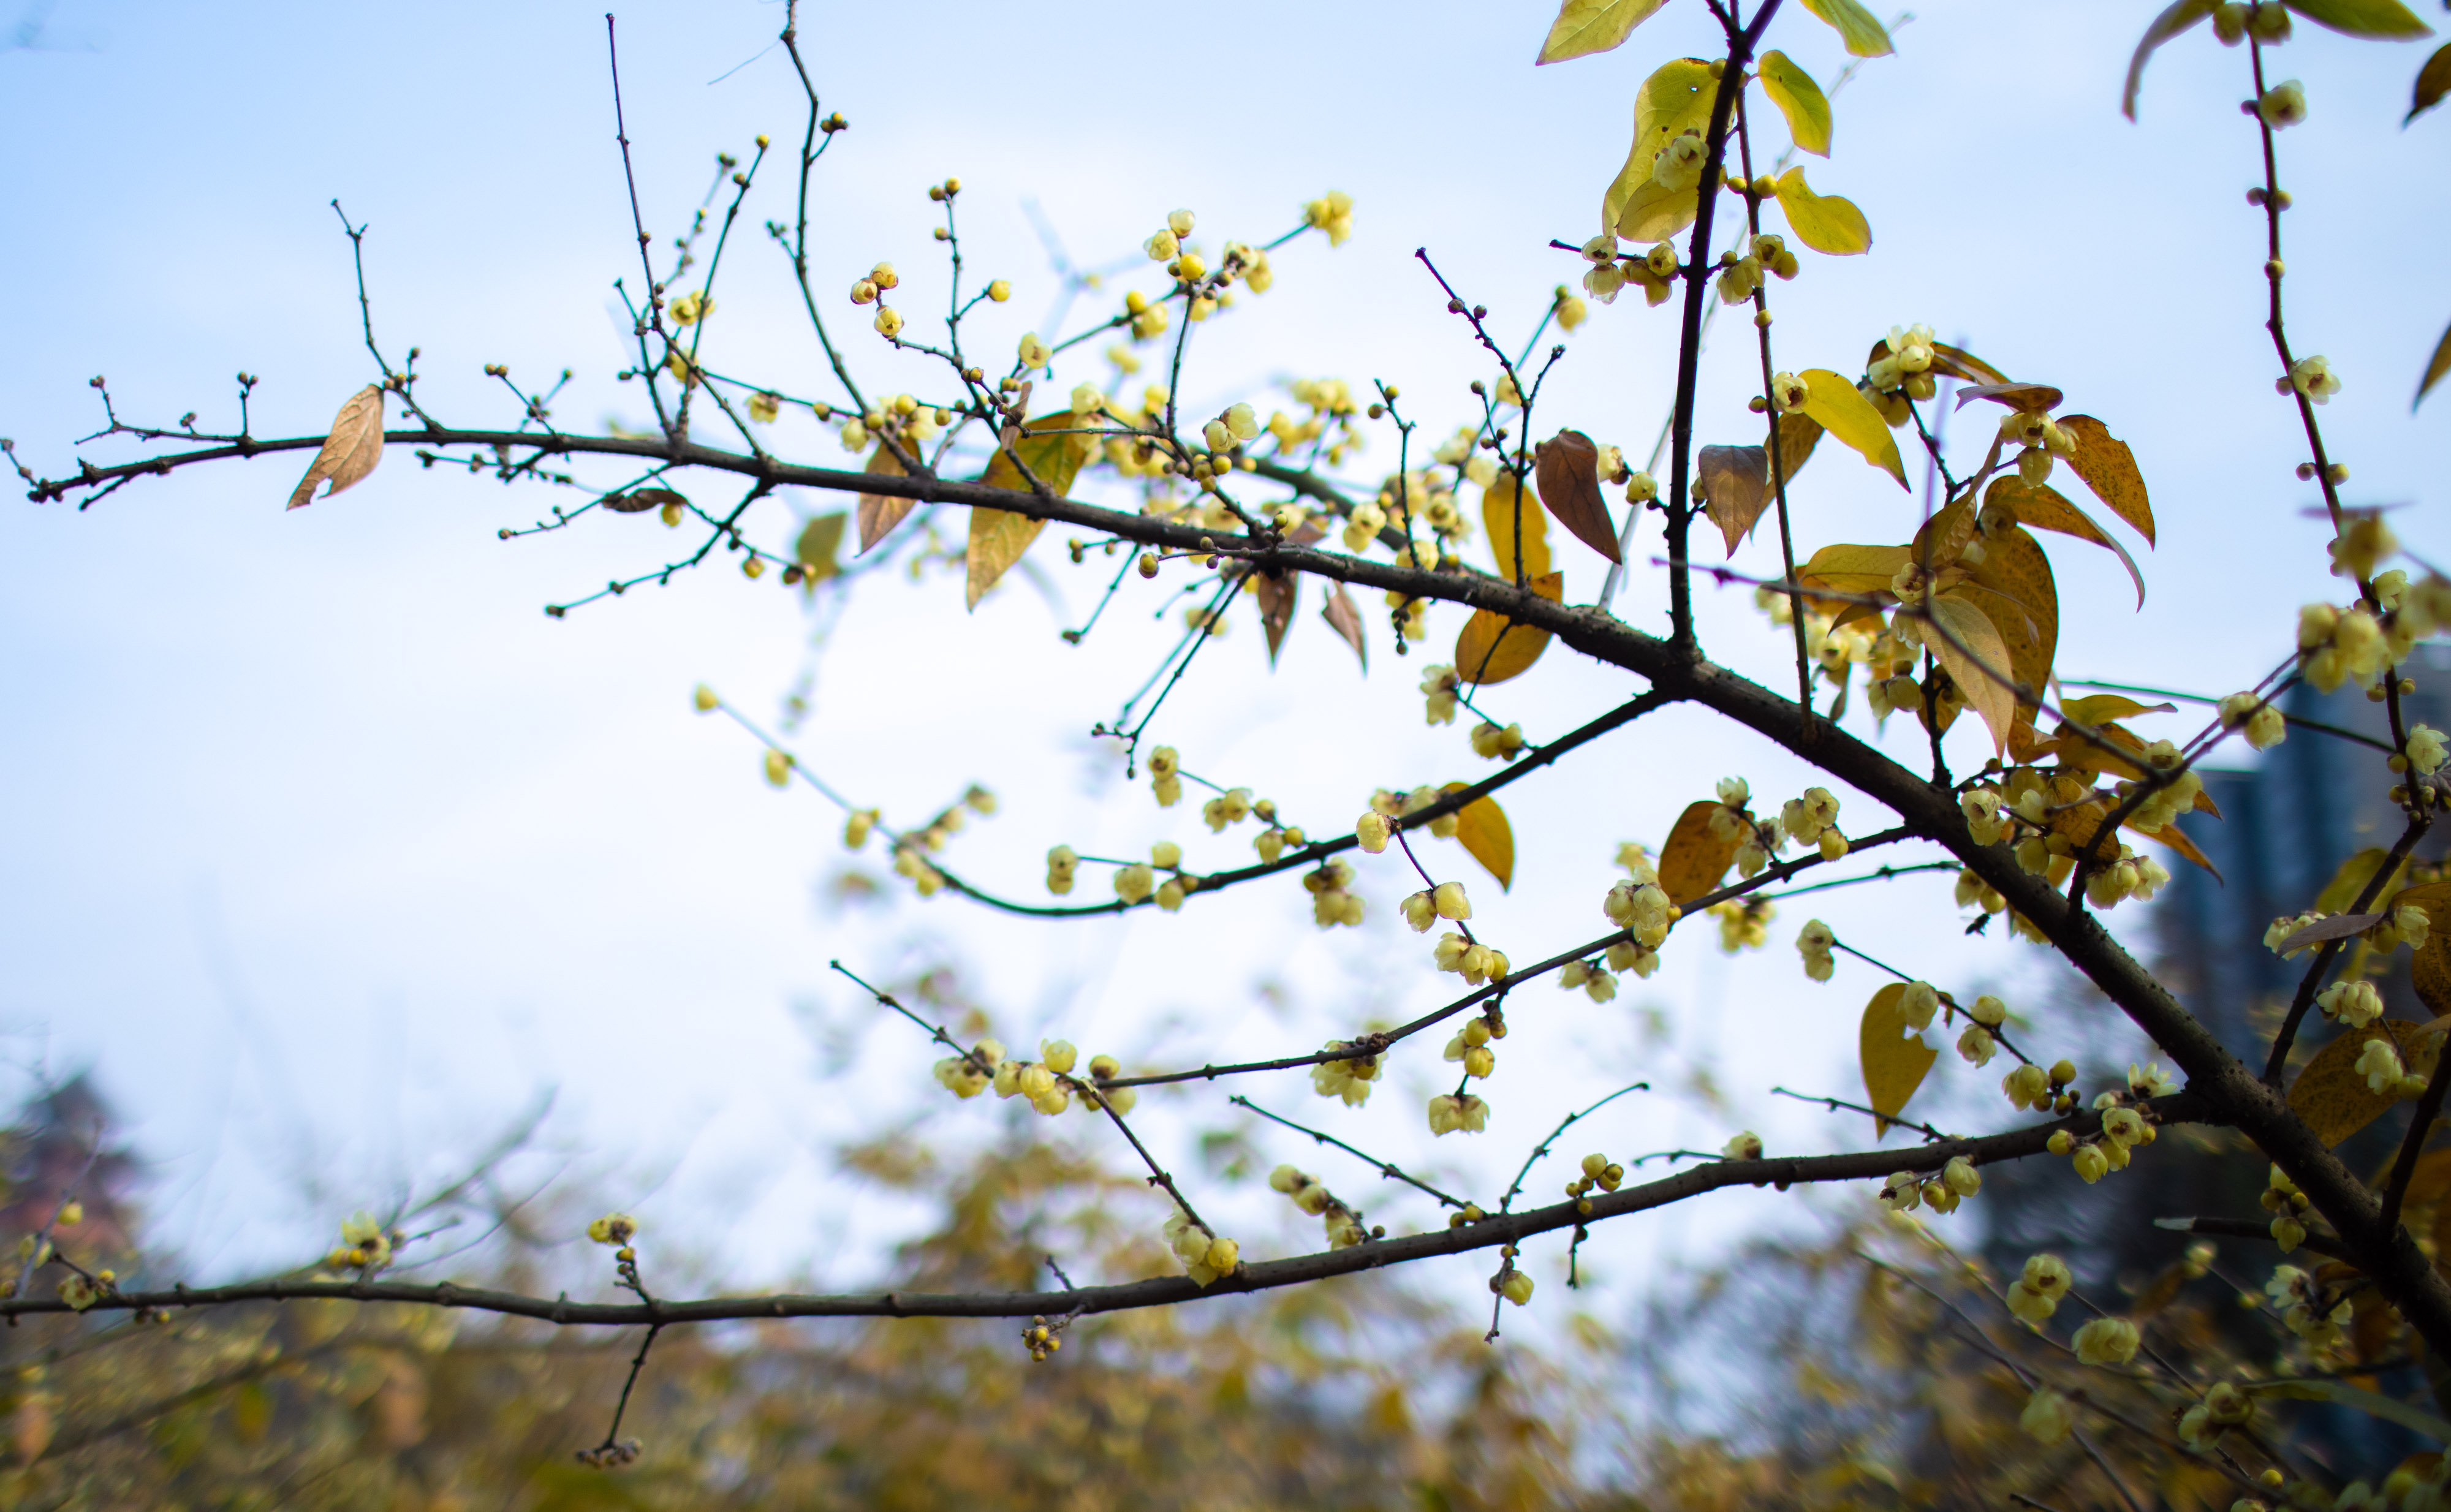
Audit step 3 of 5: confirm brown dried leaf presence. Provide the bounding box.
[1771,410,1823,486]
[1534,429,1621,564]
[2392,880,2451,1017]
[2142,820,2223,879]
[2289,1019,2433,1146]
[1320,582,1368,671]
[1860,983,1938,1137]
[1453,572,1563,686]
[603,486,688,515]
[2056,415,2156,547]
[1698,444,1772,556]
[965,507,1046,611]
[1952,380,2066,414]
[1983,475,2145,608]
[1440,782,1516,891]
[286,384,386,510]
[2277,913,2390,953]
[1253,572,1298,665]
[856,445,912,554]
[1960,523,2059,715]
[1657,799,1738,907]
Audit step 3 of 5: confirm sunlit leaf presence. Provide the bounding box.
[2059,694,2174,724]
[1795,369,1905,486]
[1536,0,1672,63]
[1799,0,1895,56]
[1800,542,1910,598]
[1983,476,2146,608]
[1657,799,1738,907]
[794,512,846,580]
[857,444,913,554]
[2142,818,2222,877]
[2286,0,2433,39]
[1925,593,2018,754]
[1453,572,1563,686]
[2124,0,2218,119]
[1697,443,1771,555]
[1757,51,1832,156]
[1772,410,1824,484]
[1771,167,1871,255]
[965,508,1046,610]
[1482,472,1555,583]
[2413,42,2451,122]
[1603,58,1716,238]
[965,416,1096,605]
[2288,1019,2433,1144]
[2055,415,2156,548]
[286,384,385,510]
[1534,429,1622,564]
[1931,341,2011,387]
[1321,582,1368,671]
[1960,524,2059,718]
[1859,983,1937,1136]
[2417,317,2451,409]
[1441,782,1517,890]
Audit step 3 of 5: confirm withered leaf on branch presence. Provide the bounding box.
[1440,782,1517,890]
[1859,982,1937,1136]
[1252,571,1299,665]
[857,445,913,554]
[1697,444,1771,556]
[1320,582,1368,671]
[1656,799,1738,907]
[1534,429,1621,564]
[286,385,386,510]
[602,486,686,515]
[1453,572,1563,686]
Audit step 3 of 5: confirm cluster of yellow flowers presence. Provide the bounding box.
[1426,1092,1490,1136]
[1708,897,1775,952]
[1162,1211,1240,1287]
[1564,1151,1628,1217]
[2001,1056,2082,1117]
[2264,1263,2352,1353]
[1305,857,1367,928]
[1442,1010,1504,1081]
[1311,1040,1383,1106]
[1419,664,1461,725]
[1876,1155,1981,1216]
[2263,1163,2314,1253]
[1955,993,2010,1068]
[1268,1165,1369,1249]
[325,1209,400,1272]
[933,1038,1140,1117]
[1301,190,1354,246]
[1795,918,1836,981]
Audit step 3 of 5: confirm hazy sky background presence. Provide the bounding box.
[3,0,2444,1320]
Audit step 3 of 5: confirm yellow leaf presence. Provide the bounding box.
[2123,0,2218,119]
[1697,444,1771,556]
[2393,880,2451,1017]
[1983,475,2146,608]
[1960,523,2059,716]
[1441,782,1517,891]
[2143,818,2222,879]
[1800,542,1909,598]
[1453,572,1562,686]
[1757,50,1831,156]
[1657,799,1739,907]
[1602,58,1715,240]
[965,507,1045,610]
[856,445,912,554]
[2417,316,2451,410]
[286,384,386,510]
[1535,0,1670,63]
[2055,415,2156,548]
[1482,472,1554,583]
[2288,1019,2433,1146]
[1924,594,2017,755]
[2059,694,2174,725]
[1771,410,1823,485]
[1800,0,1896,54]
[1795,369,1904,486]
[2287,0,2434,39]
[1771,168,1871,255]
[2316,848,2409,915]
[1860,984,1937,1136]
[794,512,846,580]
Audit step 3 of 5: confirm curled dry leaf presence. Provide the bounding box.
[1983,476,2146,608]
[1439,782,1517,891]
[1252,571,1299,666]
[1952,380,2067,414]
[1859,983,1938,1136]
[2123,0,2218,120]
[1453,572,1563,686]
[1320,581,1368,671]
[1534,429,1621,564]
[1697,444,1771,556]
[286,384,387,510]
[856,444,912,554]
[2053,415,2155,548]
[1656,798,1738,907]
[2274,913,2389,954]
[602,486,687,515]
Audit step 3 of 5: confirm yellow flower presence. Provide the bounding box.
[587,1212,638,1246]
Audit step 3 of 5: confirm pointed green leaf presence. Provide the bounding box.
[2411,42,2451,122]
[2285,0,2433,39]
[2123,0,2218,120]
[1757,51,1831,156]
[1536,0,1672,63]
[1798,0,1895,56]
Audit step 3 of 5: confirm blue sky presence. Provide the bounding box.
[3,0,2444,1307]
